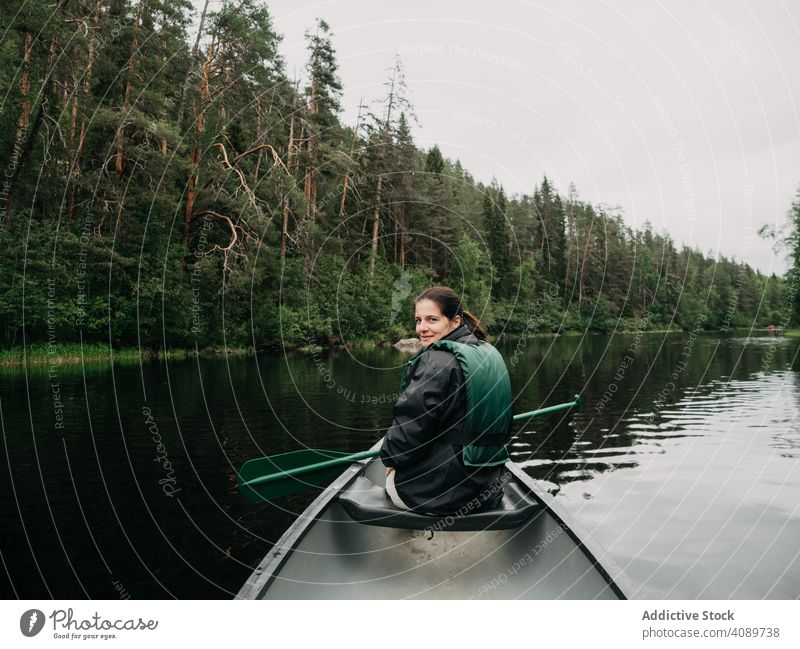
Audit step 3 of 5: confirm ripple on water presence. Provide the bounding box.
[582,446,632,454]
[563,366,800,598]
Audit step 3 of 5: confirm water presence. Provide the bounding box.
[1,332,799,599]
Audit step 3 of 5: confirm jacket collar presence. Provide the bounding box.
[404,325,480,374]
[439,324,479,345]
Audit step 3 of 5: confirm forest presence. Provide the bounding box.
[0,0,794,354]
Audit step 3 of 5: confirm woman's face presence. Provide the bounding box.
[415,299,461,348]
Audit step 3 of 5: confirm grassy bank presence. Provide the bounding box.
[2,327,786,368]
[0,343,252,367]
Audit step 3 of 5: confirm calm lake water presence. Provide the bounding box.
[2,332,799,599]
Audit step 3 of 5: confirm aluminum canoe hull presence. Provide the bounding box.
[237,442,629,600]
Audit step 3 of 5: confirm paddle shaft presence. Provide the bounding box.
[240,395,582,489]
[512,394,582,422]
[241,449,380,488]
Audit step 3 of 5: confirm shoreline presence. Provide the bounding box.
[1,328,791,367]
[0,344,253,368]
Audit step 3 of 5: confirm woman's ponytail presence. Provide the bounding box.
[460,308,487,340]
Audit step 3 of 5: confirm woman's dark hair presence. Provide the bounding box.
[414,286,488,340]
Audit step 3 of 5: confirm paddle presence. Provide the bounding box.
[238,394,582,502]
[512,393,582,422]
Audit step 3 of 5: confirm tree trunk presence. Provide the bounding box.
[5,31,33,214]
[177,0,209,133]
[368,175,382,286]
[399,205,405,269]
[68,3,99,220]
[578,210,596,308]
[254,102,263,181]
[338,174,350,217]
[184,145,200,246]
[338,99,364,218]
[366,66,398,286]
[183,42,215,246]
[564,203,574,292]
[303,161,313,221]
[115,3,142,179]
[17,32,33,130]
[114,200,124,240]
[392,206,397,262]
[304,76,318,222]
[280,112,296,269]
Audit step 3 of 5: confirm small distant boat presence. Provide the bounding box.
[237,441,630,599]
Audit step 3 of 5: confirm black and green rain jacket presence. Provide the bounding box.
[380,324,512,514]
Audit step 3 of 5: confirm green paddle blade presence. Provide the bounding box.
[238,449,377,502]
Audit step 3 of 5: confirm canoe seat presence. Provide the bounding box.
[337,476,541,531]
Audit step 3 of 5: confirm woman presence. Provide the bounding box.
[380,286,513,515]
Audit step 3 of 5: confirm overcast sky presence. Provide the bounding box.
[198,1,799,274]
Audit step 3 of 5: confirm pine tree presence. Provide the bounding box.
[303,18,343,223]
[788,190,800,321]
[425,145,444,175]
[483,180,512,298]
[389,112,418,268]
[366,57,413,286]
[533,176,566,289]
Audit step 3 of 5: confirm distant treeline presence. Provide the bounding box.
[0,0,791,351]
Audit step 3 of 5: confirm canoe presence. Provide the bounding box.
[237,441,630,599]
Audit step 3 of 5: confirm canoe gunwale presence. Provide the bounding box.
[504,461,631,600]
[236,440,631,600]
[235,445,376,600]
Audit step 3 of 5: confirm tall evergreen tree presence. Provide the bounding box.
[425,145,444,175]
[303,18,343,224]
[533,176,566,290]
[365,57,412,286]
[388,112,418,268]
[483,180,512,298]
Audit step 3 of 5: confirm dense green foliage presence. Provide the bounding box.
[0,1,788,353]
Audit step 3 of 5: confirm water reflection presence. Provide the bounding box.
[1,332,799,599]
[497,333,800,599]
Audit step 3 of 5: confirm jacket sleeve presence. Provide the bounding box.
[380,351,460,469]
